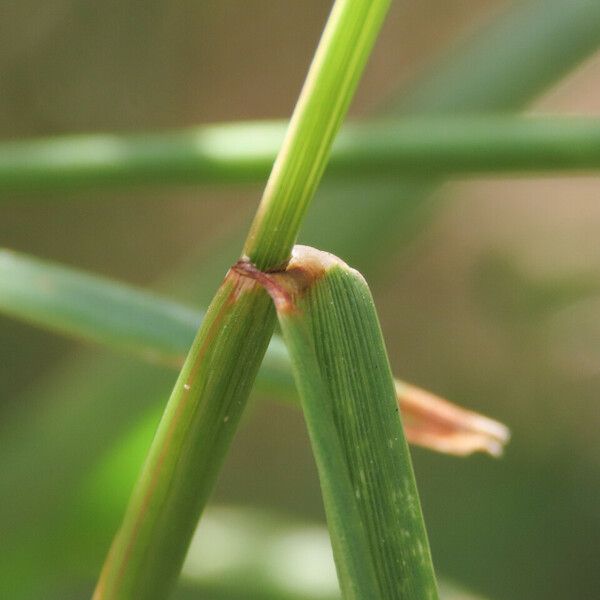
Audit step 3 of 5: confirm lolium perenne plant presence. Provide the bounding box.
[2,0,600,599]
[89,1,442,597]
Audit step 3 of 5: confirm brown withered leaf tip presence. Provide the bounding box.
[396,381,510,457]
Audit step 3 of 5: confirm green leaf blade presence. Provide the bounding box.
[275,307,381,599]
[274,247,438,599]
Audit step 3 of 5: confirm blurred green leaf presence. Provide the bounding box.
[396,0,600,114]
[0,249,201,367]
[4,116,600,193]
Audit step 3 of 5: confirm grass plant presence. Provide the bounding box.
[94,1,399,598]
[2,1,600,599]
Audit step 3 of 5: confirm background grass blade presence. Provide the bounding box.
[4,116,600,193]
[397,0,600,114]
[308,0,600,272]
[0,249,200,367]
[179,506,483,600]
[180,503,487,600]
[263,246,437,598]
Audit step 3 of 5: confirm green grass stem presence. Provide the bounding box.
[93,275,275,600]
[243,0,390,270]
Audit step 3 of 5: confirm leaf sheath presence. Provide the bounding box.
[93,274,275,599]
[263,246,438,599]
